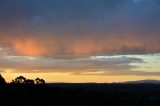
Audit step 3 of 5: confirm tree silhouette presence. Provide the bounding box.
[12,76,26,84]
[11,76,46,86]
[0,74,6,85]
[35,78,45,85]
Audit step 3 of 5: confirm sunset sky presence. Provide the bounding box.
[0,0,160,83]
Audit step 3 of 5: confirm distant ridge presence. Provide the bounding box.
[47,80,160,85]
[123,80,160,84]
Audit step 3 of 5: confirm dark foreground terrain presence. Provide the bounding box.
[1,83,160,106]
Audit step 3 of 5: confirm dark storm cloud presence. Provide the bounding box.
[0,0,160,56]
[0,0,160,34]
[0,0,127,34]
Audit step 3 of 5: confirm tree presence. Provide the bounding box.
[11,76,45,86]
[0,74,6,85]
[35,78,45,85]
[12,76,26,84]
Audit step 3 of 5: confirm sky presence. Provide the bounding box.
[0,0,160,83]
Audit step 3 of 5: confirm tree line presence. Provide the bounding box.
[0,74,45,85]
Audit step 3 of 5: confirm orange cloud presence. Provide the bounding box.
[14,39,44,56]
[0,34,160,57]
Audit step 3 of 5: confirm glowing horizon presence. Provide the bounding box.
[2,73,160,83]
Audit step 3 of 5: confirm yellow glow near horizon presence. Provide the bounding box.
[2,73,160,83]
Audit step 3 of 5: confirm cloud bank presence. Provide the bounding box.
[0,0,160,57]
[0,54,159,76]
